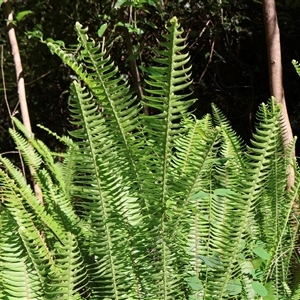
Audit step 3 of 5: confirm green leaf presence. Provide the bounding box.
[190,191,209,200]
[214,188,235,196]
[114,0,128,9]
[252,281,268,296]
[184,276,203,291]
[253,246,270,260]
[226,280,242,296]
[15,10,33,22]
[97,23,108,37]
[123,23,144,34]
[25,29,43,41]
[198,255,222,268]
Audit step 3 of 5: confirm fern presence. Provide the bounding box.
[0,17,300,300]
[292,59,300,77]
[45,232,87,300]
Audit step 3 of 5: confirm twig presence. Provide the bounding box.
[198,39,215,84]
[25,70,52,86]
[188,20,212,50]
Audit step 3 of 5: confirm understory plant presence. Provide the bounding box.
[0,17,300,300]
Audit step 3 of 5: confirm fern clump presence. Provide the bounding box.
[0,17,299,300]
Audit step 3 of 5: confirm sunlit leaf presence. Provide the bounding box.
[97,23,108,37]
[15,10,33,22]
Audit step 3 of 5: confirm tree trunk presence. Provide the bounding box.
[262,0,294,187]
[262,0,300,284]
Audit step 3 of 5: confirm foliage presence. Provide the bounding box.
[0,18,300,300]
[292,59,300,77]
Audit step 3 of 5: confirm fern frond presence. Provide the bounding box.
[212,103,246,169]
[45,233,87,300]
[1,16,299,300]
[292,59,300,77]
[66,81,145,299]
[264,155,300,296]
[0,159,66,245]
[0,215,44,300]
[170,116,220,241]
[140,17,195,209]
[47,23,142,196]
[135,17,197,298]
[239,99,296,297]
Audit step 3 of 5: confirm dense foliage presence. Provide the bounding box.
[0,18,300,299]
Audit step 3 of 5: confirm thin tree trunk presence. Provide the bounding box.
[4,0,43,203]
[4,0,32,132]
[262,0,294,187]
[262,0,300,284]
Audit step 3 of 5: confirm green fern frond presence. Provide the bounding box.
[0,176,59,281]
[0,159,66,244]
[66,81,145,299]
[134,17,197,298]
[292,59,300,77]
[140,17,195,205]
[170,116,220,236]
[47,23,142,195]
[239,99,297,297]
[37,123,74,147]
[45,233,87,300]
[246,100,284,239]
[264,159,300,295]
[0,217,44,299]
[212,103,246,169]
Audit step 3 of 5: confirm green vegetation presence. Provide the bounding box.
[0,18,300,299]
